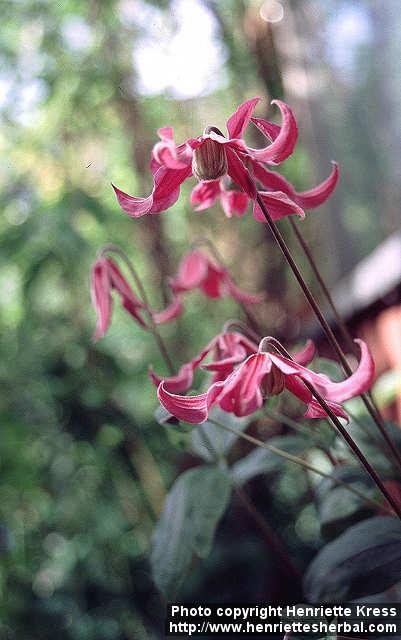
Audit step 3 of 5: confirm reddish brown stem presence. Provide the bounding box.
[256,195,401,473]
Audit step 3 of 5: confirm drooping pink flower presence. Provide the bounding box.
[189,161,339,222]
[252,160,339,222]
[150,331,259,393]
[112,97,299,218]
[190,180,249,218]
[90,257,182,340]
[169,249,264,304]
[157,337,374,424]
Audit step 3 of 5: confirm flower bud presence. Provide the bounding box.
[192,138,228,182]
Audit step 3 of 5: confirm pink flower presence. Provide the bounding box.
[169,249,264,304]
[150,331,259,393]
[190,180,249,218]
[91,257,182,340]
[156,337,374,424]
[252,160,339,222]
[189,161,339,222]
[112,97,299,218]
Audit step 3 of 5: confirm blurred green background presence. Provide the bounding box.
[1,0,400,637]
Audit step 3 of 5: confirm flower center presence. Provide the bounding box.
[192,130,228,182]
[261,364,286,397]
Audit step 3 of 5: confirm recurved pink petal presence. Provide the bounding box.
[315,339,375,403]
[274,340,374,404]
[91,257,113,341]
[150,362,194,394]
[253,191,305,222]
[294,162,339,209]
[226,97,261,140]
[252,160,339,210]
[249,100,298,164]
[304,399,349,421]
[107,259,148,328]
[217,353,271,417]
[225,278,265,304]
[152,296,183,324]
[251,160,297,193]
[226,146,256,199]
[152,165,193,213]
[201,262,226,298]
[107,258,148,328]
[113,164,192,217]
[220,189,249,217]
[190,180,221,211]
[292,340,316,366]
[112,184,154,217]
[157,381,224,424]
[170,250,209,294]
[284,370,349,420]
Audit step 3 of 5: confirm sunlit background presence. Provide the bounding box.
[1,1,400,638]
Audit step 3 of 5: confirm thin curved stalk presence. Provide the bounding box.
[256,195,401,473]
[99,243,175,374]
[207,418,391,515]
[263,405,338,464]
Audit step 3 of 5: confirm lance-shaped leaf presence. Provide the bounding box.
[151,465,232,598]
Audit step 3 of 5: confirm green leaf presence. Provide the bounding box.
[316,466,375,539]
[304,516,401,601]
[190,408,251,462]
[230,435,310,485]
[333,417,401,477]
[150,465,232,598]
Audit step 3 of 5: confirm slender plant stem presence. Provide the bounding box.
[263,406,338,465]
[288,217,356,356]
[288,217,384,433]
[234,486,301,581]
[256,195,401,472]
[207,419,390,515]
[99,243,175,374]
[264,338,401,520]
[222,319,260,344]
[191,237,262,335]
[301,377,401,521]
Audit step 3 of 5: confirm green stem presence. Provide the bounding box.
[263,405,337,465]
[207,419,390,515]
